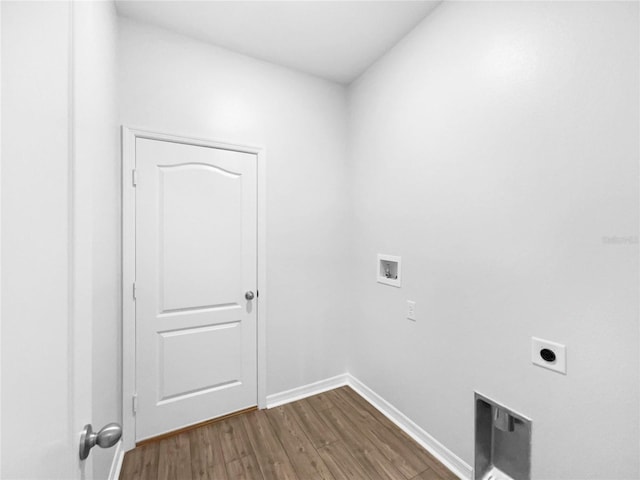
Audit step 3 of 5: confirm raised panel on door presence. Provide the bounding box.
[158,321,242,401]
[159,163,242,312]
[135,138,257,441]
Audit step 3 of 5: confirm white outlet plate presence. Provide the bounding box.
[407,300,416,321]
[531,337,566,374]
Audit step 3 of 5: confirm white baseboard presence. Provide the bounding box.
[266,373,473,480]
[265,373,349,408]
[107,440,125,480]
[346,374,473,480]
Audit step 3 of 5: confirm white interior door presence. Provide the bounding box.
[135,138,257,442]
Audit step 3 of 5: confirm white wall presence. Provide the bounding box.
[348,1,639,478]
[118,18,351,397]
[1,2,76,478]
[74,1,120,478]
[2,2,120,478]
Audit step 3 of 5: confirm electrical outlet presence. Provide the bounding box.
[531,337,566,374]
[407,300,416,321]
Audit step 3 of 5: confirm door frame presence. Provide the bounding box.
[121,126,267,451]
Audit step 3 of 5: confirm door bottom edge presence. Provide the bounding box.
[135,405,258,447]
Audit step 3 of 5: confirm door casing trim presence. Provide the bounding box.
[121,126,267,452]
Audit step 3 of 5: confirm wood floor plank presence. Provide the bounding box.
[288,398,339,449]
[176,433,194,480]
[226,454,264,480]
[341,387,459,480]
[241,410,298,480]
[411,467,445,480]
[316,441,371,479]
[333,387,370,420]
[140,443,161,480]
[156,435,177,480]
[332,387,428,478]
[319,406,405,480]
[187,422,227,480]
[120,442,159,480]
[430,466,459,480]
[120,447,141,479]
[265,404,336,480]
[219,415,254,464]
[157,433,192,480]
[306,390,336,412]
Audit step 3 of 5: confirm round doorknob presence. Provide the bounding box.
[245,291,255,300]
[79,422,122,460]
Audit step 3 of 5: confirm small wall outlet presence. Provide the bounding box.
[531,337,566,374]
[407,301,416,321]
[377,254,401,287]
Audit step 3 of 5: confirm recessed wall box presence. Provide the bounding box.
[475,392,532,480]
[377,254,401,287]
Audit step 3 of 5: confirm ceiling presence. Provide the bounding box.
[115,1,442,84]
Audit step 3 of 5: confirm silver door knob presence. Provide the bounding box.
[79,422,122,460]
[245,291,255,300]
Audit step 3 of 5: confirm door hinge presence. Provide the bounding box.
[132,393,138,415]
[133,282,137,300]
[132,169,138,187]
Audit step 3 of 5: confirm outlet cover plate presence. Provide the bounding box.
[531,337,566,374]
[407,300,416,321]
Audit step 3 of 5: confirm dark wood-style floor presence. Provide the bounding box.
[120,386,458,480]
